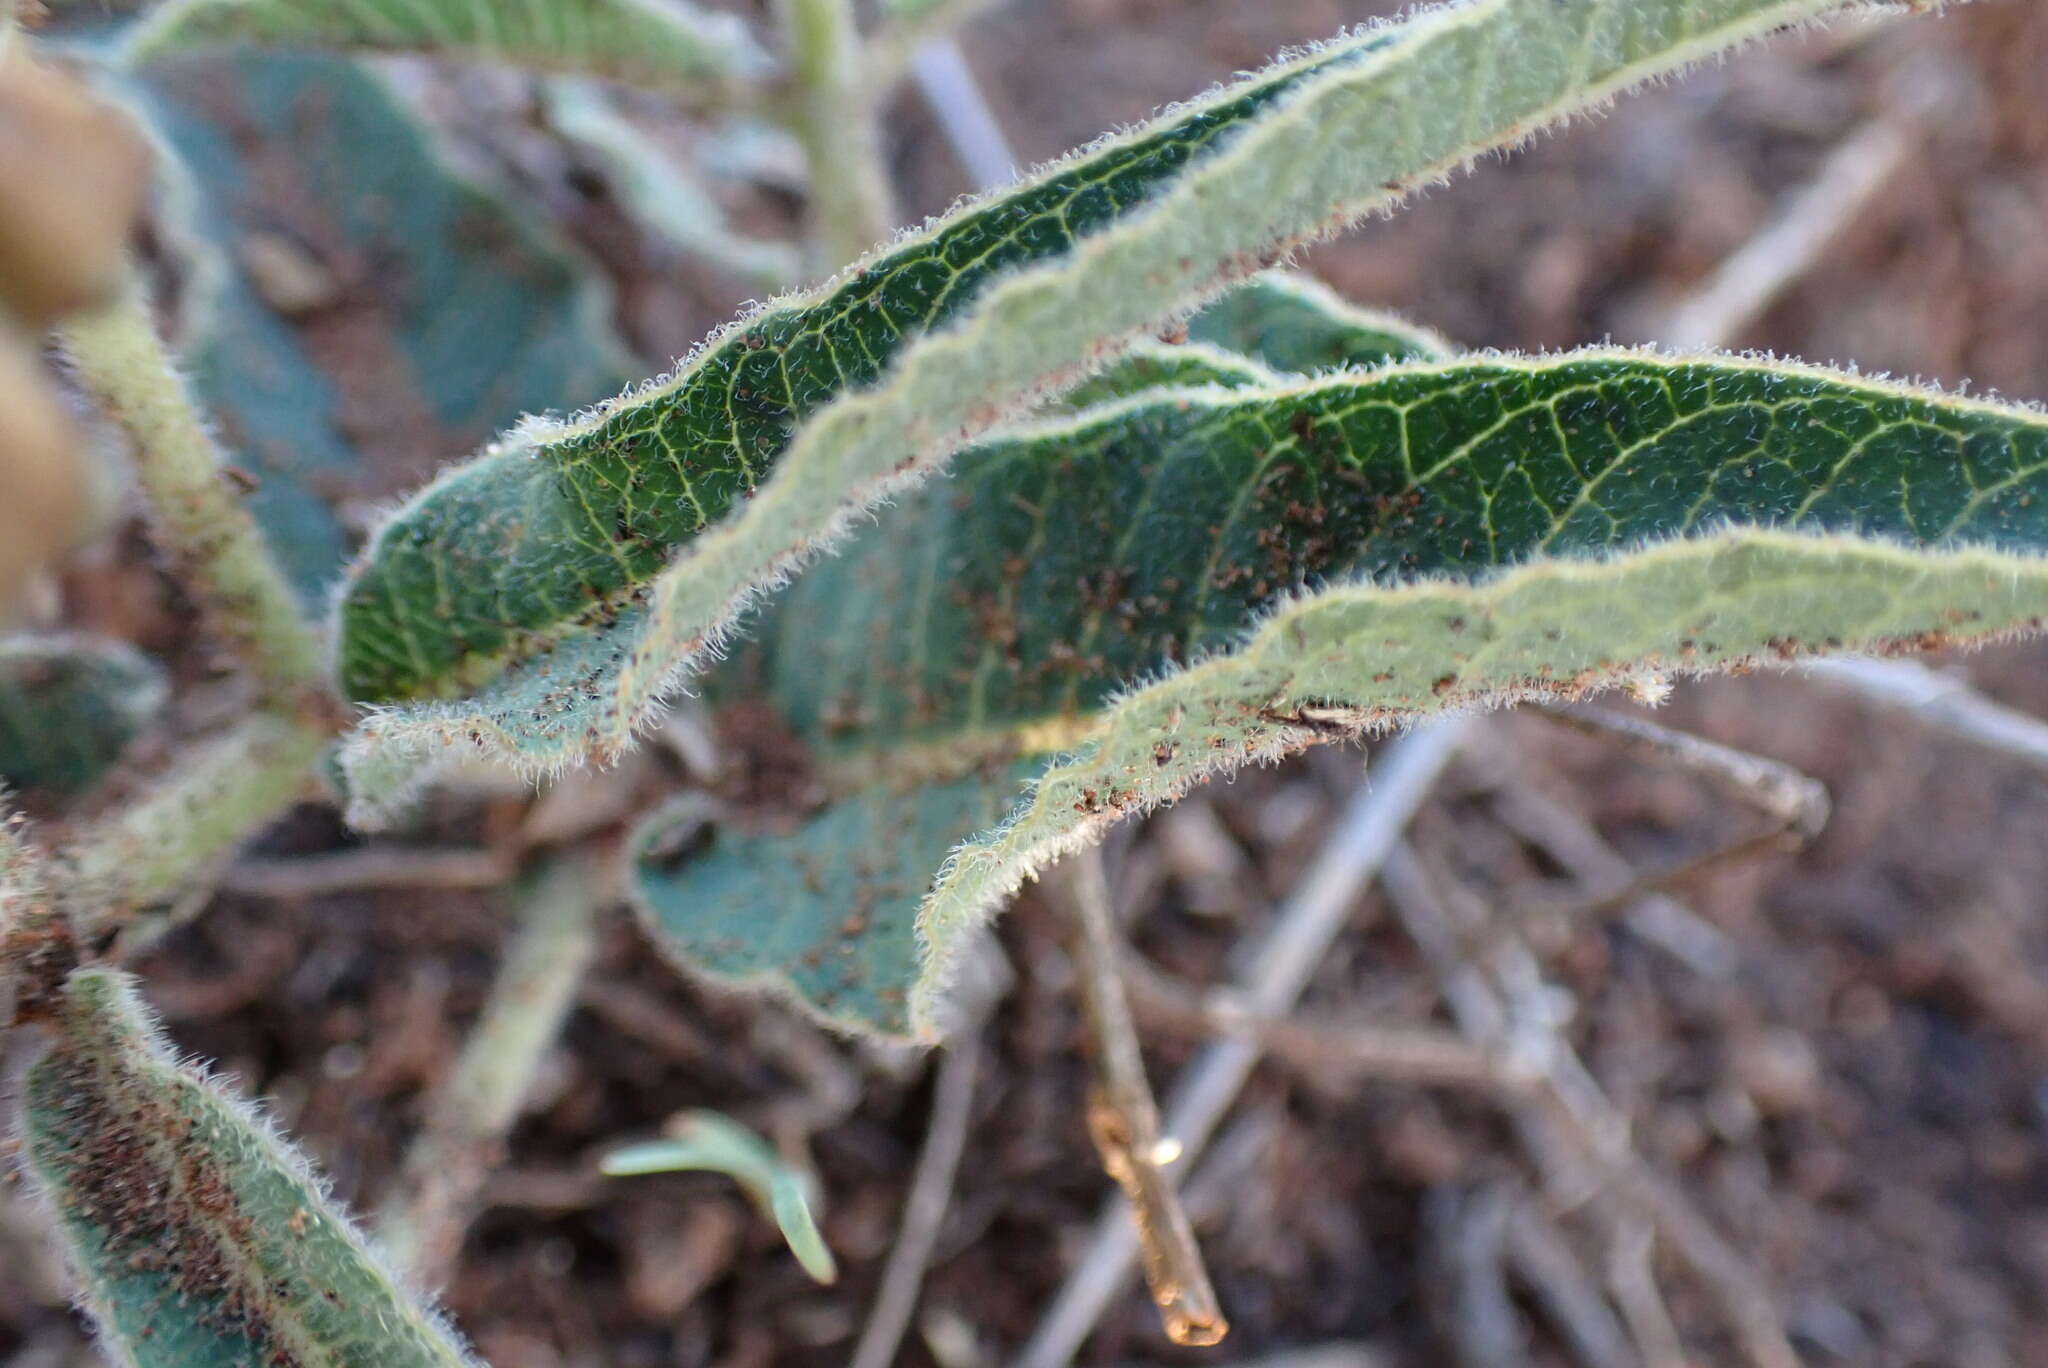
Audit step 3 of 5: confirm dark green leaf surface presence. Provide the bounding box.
[23,970,474,1367]
[727,353,2048,752]
[137,50,634,599]
[0,637,165,799]
[333,0,1893,820]
[333,37,1372,704]
[633,351,2048,1037]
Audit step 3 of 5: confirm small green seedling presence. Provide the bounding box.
[603,1110,839,1285]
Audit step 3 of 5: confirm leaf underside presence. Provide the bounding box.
[22,970,473,1367]
[136,49,635,600]
[629,351,2048,1038]
[0,636,165,799]
[331,0,1872,823]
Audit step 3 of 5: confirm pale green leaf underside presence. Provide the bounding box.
[123,0,771,97]
[629,352,2048,1038]
[333,0,1879,825]
[601,1110,836,1284]
[22,970,473,1367]
[138,49,635,601]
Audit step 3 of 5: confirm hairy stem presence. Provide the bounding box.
[57,269,327,703]
[379,853,605,1278]
[776,0,894,272]
[62,709,326,931]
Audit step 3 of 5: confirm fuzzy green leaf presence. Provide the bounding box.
[0,636,166,800]
[21,968,475,1367]
[124,0,771,100]
[602,1109,836,1284]
[627,352,2048,1038]
[334,0,1885,824]
[134,49,636,600]
[1185,270,1453,373]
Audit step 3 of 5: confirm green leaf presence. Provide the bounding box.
[20,968,476,1367]
[123,0,771,100]
[602,1109,837,1284]
[0,636,165,799]
[1185,270,1453,373]
[134,49,636,600]
[627,352,2048,1038]
[334,0,1882,825]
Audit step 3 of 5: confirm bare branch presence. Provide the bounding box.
[849,1032,981,1368]
[1504,1198,1634,1368]
[1803,656,2048,775]
[907,36,1016,190]
[1537,704,1829,842]
[1120,952,1516,1093]
[1015,720,1472,1368]
[1380,841,1800,1368]
[222,846,513,899]
[1050,847,1225,1348]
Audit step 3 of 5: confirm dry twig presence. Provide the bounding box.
[222,845,513,898]
[848,1034,981,1368]
[1537,705,1829,841]
[1016,720,1473,1368]
[1530,704,1831,922]
[1426,1182,1529,1368]
[1485,776,1739,980]
[1803,656,2048,776]
[1380,840,1800,1368]
[1051,847,1226,1348]
[1120,952,1515,1093]
[1503,1197,1634,1368]
[908,36,1016,190]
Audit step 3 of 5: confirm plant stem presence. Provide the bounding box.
[775,0,894,273]
[1052,847,1225,1349]
[1019,721,1471,1368]
[57,269,327,705]
[379,852,605,1278]
[63,709,326,932]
